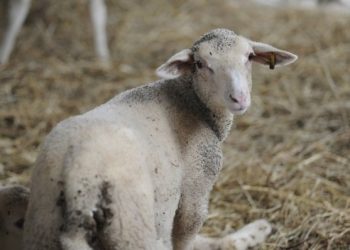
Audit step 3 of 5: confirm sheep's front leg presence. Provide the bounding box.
[172,193,209,250]
[0,0,31,64]
[173,194,272,250]
[89,0,110,62]
[193,219,272,250]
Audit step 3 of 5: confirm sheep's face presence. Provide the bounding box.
[156,29,297,115]
[191,36,255,114]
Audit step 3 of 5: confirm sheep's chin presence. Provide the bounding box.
[230,108,248,115]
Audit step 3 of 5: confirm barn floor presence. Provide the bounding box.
[0,0,349,249]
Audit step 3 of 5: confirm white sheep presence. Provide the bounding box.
[0,0,109,64]
[0,185,29,250]
[253,0,350,10]
[22,28,297,250]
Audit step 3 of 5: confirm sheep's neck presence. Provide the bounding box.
[191,76,233,141]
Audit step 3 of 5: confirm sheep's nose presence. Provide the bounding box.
[229,94,250,112]
[229,94,247,106]
[230,96,239,103]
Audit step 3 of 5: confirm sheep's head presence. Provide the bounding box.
[156,28,297,115]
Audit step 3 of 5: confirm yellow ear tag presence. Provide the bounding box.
[269,54,276,70]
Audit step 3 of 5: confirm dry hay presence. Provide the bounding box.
[0,0,349,249]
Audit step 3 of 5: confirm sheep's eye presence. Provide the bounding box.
[196,61,203,69]
[248,53,255,61]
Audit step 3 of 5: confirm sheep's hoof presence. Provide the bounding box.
[221,219,272,250]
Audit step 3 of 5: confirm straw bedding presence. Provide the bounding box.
[0,0,349,249]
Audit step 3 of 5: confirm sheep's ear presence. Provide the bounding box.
[249,41,298,69]
[156,49,194,79]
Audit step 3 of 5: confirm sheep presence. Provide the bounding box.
[22,28,297,250]
[0,185,29,250]
[0,0,109,64]
[253,0,350,9]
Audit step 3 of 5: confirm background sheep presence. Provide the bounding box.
[0,1,349,249]
[253,0,350,10]
[22,28,296,250]
[0,0,109,64]
[0,185,29,250]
